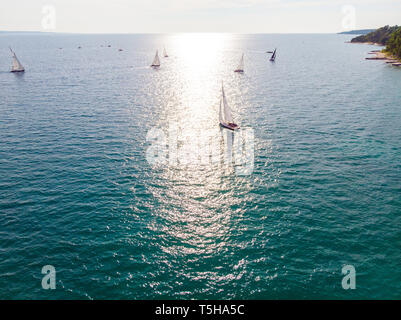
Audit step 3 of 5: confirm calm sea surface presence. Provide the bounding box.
[0,33,400,299]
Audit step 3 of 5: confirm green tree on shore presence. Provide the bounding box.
[386,27,401,59]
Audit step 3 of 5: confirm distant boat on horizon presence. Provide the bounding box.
[219,82,239,131]
[163,46,168,58]
[270,48,277,62]
[234,53,244,73]
[151,50,161,68]
[9,47,25,73]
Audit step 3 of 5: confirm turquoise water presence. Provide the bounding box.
[0,33,400,299]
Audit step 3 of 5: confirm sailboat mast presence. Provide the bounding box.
[270,48,276,61]
[220,82,225,123]
[219,99,223,123]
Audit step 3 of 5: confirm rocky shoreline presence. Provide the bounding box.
[365,51,401,66]
[347,41,400,66]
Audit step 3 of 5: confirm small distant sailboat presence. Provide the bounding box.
[234,53,244,73]
[151,50,161,68]
[219,82,239,131]
[270,48,277,62]
[9,48,25,73]
[163,46,168,58]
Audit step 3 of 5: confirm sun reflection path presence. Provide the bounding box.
[140,34,259,281]
[167,33,234,128]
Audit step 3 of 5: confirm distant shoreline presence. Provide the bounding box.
[338,29,376,35]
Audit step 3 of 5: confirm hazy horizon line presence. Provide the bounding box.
[0,30,374,35]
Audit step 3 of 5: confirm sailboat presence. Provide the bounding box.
[9,48,25,73]
[219,82,239,131]
[151,50,161,67]
[234,53,244,73]
[270,48,277,62]
[163,46,168,58]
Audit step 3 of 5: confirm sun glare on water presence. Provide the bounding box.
[168,33,233,127]
[145,34,246,259]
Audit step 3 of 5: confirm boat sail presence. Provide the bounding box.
[9,48,25,73]
[234,53,244,73]
[163,46,168,58]
[270,48,277,62]
[151,50,160,67]
[219,82,239,131]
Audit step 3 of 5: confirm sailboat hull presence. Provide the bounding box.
[234,70,244,73]
[220,122,239,131]
[11,70,24,73]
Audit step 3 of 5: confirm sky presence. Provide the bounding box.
[0,0,400,33]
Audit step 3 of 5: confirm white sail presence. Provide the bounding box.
[163,46,168,57]
[235,53,244,72]
[10,48,25,72]
[219,99,223,123]
[221,83,233,124]
[151,50,160,67]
